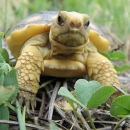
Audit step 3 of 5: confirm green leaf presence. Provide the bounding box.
[0,86,15,105]
[0,105,9,130]
[74,79,100,106]
[102,52,111,60]
[0,69,4,86]
[50,121,59,130]
[0,54,5,63]
[4,69,18,101]
[114,64,130,73]
[1,48,9,63]
[109,51,126,60]
[110,95,130,117]
[1,63,11,74]
[58,87,85,108]
[87,86,115,108]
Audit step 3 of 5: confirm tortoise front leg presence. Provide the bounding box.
[86,52,120,88]
[15,46,43,113]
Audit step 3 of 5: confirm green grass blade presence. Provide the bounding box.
[50,121,59,130]
[16,100,26,130]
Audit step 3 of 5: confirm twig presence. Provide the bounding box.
[71,113,81,128]
[63,80,68,88]
[96,126,112,130]
[0,120,49,130]
[112,43,125,51]
[55,107,83,130]
[48,81,61,120]
[38,92,46,118]
[93,120,118,125]
[77,108,91,130]
[113,85,129,95]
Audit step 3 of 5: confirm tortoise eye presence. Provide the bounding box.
[84,20,90,28]
[57,15,64,26]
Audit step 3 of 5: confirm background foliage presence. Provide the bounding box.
[0,0,130,42]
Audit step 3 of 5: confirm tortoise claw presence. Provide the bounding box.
[26,100,30,114]
[18,90,36,113]
[31,99,36,112]
[19,97,24,107]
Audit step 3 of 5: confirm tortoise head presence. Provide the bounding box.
[49,11,90,55]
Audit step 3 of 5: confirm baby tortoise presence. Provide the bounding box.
[6,11,120,112]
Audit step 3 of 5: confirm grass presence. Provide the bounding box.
[0,0,130,41]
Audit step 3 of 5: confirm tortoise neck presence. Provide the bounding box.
[49,37,89,56]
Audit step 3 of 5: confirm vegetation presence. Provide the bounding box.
[58,79,115,130]
[58,79,130,130]
[0,0,130,130]
[1,0,130,41]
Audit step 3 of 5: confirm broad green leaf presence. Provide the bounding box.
[0,105,9,130]
[1,48,9,63]
[110,95,130,117]
[50,121,59,130]
[1,64,10,74]
[4,69,18,101]
[0,86,15,105]
[74,79,100,106]
[109,51,126,60]
[87,86,115,108]
[102,52,111,60]
[0,54,5,63]
[0,69,4,86]
[114,64,130,73]
[58,87,85,108]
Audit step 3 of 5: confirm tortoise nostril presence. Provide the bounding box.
[70,22,75,28]
[70,21,81,28]
[77,23,81,28]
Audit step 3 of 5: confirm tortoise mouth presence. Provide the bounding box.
[56,32,86,47]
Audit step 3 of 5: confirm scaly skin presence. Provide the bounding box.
[15,46,43,113]
[86,52,120,87]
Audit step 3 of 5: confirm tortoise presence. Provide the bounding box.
[6,11,120,112]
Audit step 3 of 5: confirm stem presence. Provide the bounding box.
[84,108,96,130]
[6,102,16,112]
[16,100,26,130]
[22,106,26,125]
[73,108,85,129]
[114,117,126,130]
